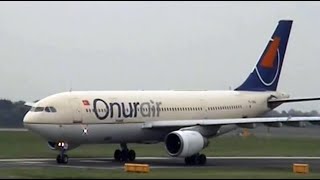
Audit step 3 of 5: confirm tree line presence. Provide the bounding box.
[0,99,319,128]
[0,99,30,127]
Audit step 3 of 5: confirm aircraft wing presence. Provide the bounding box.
[142,116,320,128]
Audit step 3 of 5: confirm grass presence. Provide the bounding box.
[1,131,320,178]
[1,131,320,158]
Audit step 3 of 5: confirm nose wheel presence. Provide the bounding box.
[56,141,69,164]
[56,154,68,164]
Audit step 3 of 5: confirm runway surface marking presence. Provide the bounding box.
[0,156,319,161]
[0,157,320,170]
[0,156,320,162]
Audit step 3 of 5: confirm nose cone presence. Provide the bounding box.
[23,112,32,124]
[23,111,42,133]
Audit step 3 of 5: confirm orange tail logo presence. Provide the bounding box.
[260,37,281,68]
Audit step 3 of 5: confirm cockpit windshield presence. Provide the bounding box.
[45,107,50,112]
[35,107,44,112]
[49,107,57,112]
[30,106,57,113]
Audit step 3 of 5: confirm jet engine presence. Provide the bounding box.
[164,130,208,157]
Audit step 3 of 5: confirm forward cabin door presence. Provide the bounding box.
[69,98,83,124]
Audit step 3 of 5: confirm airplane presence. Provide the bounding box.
[23,19,320,166]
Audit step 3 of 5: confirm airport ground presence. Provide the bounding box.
[0,126,320,178]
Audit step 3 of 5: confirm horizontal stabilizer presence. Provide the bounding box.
[268,97,320,104]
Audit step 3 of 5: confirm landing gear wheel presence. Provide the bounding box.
[63,154,69,164]
[191,154,198,165]
[56,154,61,164]
[120,150,128,162]
[184,156,192,165]
[56,154,68,164]
[114,149,121,161]
[198,154,206,165]
[128,149,136,161]
[115,143,136,162]
[184,154,207,165]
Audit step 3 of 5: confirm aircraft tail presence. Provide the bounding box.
[235,20,293,91]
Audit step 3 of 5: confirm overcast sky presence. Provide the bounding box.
[0,1,320,111]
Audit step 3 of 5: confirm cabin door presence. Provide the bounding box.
[200,98,208,119]
[69,98,83,123]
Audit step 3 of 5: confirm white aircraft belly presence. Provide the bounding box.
[27,123,174,144]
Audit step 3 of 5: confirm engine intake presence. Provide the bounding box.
[164,130,208,157]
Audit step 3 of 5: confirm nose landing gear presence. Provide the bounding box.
[56,142,69,164]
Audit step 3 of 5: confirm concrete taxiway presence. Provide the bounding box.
[0,157,320,170]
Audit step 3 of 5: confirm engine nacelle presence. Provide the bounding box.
[47,141,80,151]
[164,130,208,157]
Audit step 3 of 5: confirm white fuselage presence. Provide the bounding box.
[23,90,288,145]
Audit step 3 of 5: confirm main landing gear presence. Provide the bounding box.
[184,153,206,165]
[114,143,136,162]
[56,142,69,164]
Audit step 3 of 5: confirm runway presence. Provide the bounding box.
[1,157,320,171]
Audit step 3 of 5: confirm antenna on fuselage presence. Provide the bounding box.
[69,80,73,92]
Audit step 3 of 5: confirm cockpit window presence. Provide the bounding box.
[30,107,36,112]
[49,106,57,112]
[34,107,44,112]
[45,107,50,112]
[30,106,57,113]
